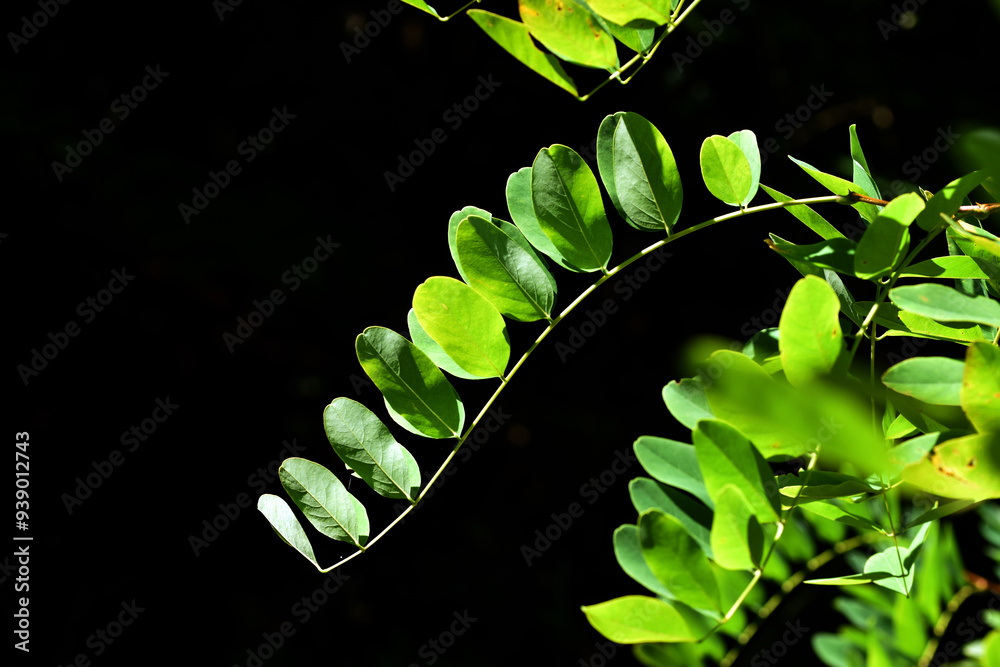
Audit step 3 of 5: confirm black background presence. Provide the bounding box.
[5,1,1000,665]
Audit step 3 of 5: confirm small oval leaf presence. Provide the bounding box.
[700,135,752,207]
[356,326,465,439]
[413,276,510,379]
[278,458,370,549]
[324,398,422,501]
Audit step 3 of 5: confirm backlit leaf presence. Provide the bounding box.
[413,276,510,379]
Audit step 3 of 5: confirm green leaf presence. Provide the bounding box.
[700,135,752,207]
[850,124,879,199]
[323,398,421,501]
[766,234,857,275]
[400,0,439,18]
[798,499,884,533]
[887,432,942,476]
[889,282,1000,328]
[702,351,887,470]
[278,458,369,549]
[518,0,618,69]
[257,494,320,569]
[779,275,844,385]
[693,420,781,523]
[854,300,988,344]
[913,171,987,231]
[455,216,556,322]
[902,432,1000,499]
[710,485,765,570]
[531,145,613,272]
[613,524,672,598]
[585,0,674,26]
[506,167,583,271]
[581,596,709,644]
[467,10,578,97]
[789,156,880,222]
[854,193,923,280]
[962,342,1000,432]
[882,357,965,406]
[901,255,996,280]
[597,112,628,223]
[629,477,714,557]
[777,470,881,500]
[494,219,558,294]
[602,18,656,53]
[662,377,714,430]
[728,130,761,207]
[864,522,931,595]
[447,205,492,283]
[603,111,683,232]
[760,183,846,240]
[634,436,714,508]
[413,276,510,379]
[639,509,722,614]
[407,308,481,381]
[356,326,465,439]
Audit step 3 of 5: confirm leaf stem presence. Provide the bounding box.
[577,0,705,101]
[311,194,852,573]
[439,0,480,21]
[720,532,882,667]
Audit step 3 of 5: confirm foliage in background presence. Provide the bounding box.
[258,113,1000,663]
[399,0,702,99]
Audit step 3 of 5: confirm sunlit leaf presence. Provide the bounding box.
[407,308,481,381]
[613,524,671,598]
[962,342,1000,432]
[413,276,510,379]
[531,144,613,272]
[639,509,722,614]
[710,484,766,569]
[700,135,752,207]
[456,215,556,321]
[279,457,369,549]
[779,275,845,385]
[693,420,781,523]
[789,155,880,222]
[323,397,421,501]
[468,10,578,96]
[356,326,465,439]
[506,167,583,271]
[630,477,713,557]
[634,436,714,507]
[854,193,923,280]
[902,432,1000,499]
[257,494,320,568]
[882,357,965,406]
[728,130,761,207]
[662,377,714,430]
[603,111,684,232]
[581,596,710,644]
[760,183,846,240]
[519,0,618,69]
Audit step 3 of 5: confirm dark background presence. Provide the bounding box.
[5,0,1000,665]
